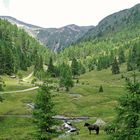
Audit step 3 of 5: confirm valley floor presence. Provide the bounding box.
[0,64,139,140]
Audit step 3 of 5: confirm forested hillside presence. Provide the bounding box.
[58,4,140,72]
[0,16,93,52]
[0,19,52,75]
[79,4,140,41]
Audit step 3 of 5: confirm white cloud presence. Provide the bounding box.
[0,0,139,27]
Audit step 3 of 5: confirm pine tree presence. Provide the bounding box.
[0,45,4,74]
[0,77,5,91]
[97,58,102,71]
[110,72,140,140]
[118,48,125,64]
[127,48,135,71]
[2,45,15,75]
[34,54,44,76]
[59,63,73,91]
[99,85,103,92]
[17,71,23,83]
[71,58,79,77]
[111,57,120,74]
[0,77,4,101]
[78,61,86,75]
[47,57,55,77]
[33,84,56,140]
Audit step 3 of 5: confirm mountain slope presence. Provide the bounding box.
[0,18,47,75]
[37,24,93,52]
[59,4,140,73]
[0,16,93,52]
[0,16,42,29]
[0,16,42,38]
[78,3,140,42]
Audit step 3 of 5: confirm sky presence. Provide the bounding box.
[0,0,140,28]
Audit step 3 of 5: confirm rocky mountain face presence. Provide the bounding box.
[37,24,93,52]
[0,16,93,52]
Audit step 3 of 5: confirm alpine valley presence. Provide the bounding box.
[0,3,140,140]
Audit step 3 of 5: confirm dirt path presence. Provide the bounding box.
[22,72,34,81]
[0,86,39,94]
[0,114,32,118]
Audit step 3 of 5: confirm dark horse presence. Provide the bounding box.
[84,123,99,135]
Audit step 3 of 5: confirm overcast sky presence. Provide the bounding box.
[0,0,140,28]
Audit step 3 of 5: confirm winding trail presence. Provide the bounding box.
[0,72,38,94]
[0,114,32,118]
[0,86,39,94]
[22,72,34,81]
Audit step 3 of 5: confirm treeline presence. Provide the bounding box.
[35,56,85,91]
[57,40,123,72]
[0,19,52,75]
[127,41,140,71]
[57,26,140,74]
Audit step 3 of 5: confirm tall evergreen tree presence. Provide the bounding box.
[0,77,5,91]
[59,63,73,91]
[127,46,137,71]
[111,57,120,74]
[97,58,102,71]
[78,61,86,74]
[47,57,55,77]
[71,58,79,77]
[99,85,103,92]
[4,45,15,74]
[0,77,4,101]
[110,72,140,140]
[118,48,125,64]
[0,45,4,74]
[34,54,43,75]
[33,84,56,140]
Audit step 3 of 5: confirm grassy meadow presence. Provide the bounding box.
[0,64,139,140]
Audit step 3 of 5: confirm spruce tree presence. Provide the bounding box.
[111,57,120,74]
[127,49,134,71]
[47,57,55,77]
[97,58,102,71]
[33,84,56,140]
[71,58,79,77]
[3,45,15,75]
[118,48,125,64]
[0,77,4,101]
[0,45,4,74]
[0,77,5,91]
[110,72,140,140]
[59,63,73,91]
[99,85,103,92]
[78,62,86,75]
[34,54,44,78]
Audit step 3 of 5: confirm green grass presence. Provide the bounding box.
[0,91,37,115]
[0,117,36,140]
[0,64,140,139]
[2,76,33,91]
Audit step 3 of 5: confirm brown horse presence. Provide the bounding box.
[84,123,99,135]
